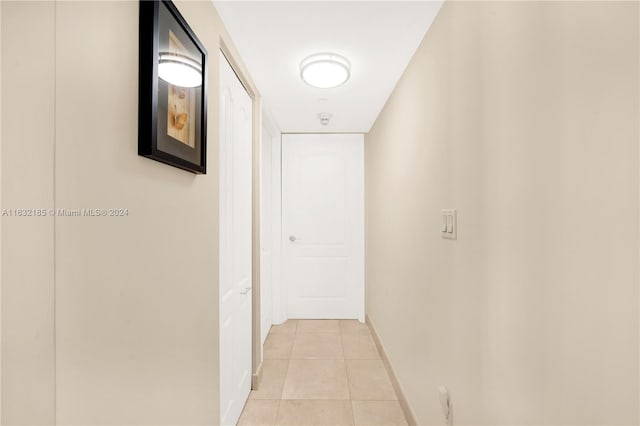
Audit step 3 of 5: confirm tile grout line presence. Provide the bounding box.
[340,323,358,426]
[271,322,293,426]
[277,320,295,406]
[273,398,282,426]
[250,320,397,425]
[278,357,290,400]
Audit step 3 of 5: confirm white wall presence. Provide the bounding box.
[1,2,56,423]
[54,2,221,422]
[365,2,639,425]
[0,3,2,420]
[1,1,259,424]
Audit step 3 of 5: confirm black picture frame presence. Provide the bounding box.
[138,0,208,174]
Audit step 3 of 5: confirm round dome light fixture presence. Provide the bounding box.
[158,52,202,88]
[300,53,351,89]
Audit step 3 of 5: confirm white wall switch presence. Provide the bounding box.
[441,209,457,240]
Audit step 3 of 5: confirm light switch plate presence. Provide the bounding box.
[441,209,457,240]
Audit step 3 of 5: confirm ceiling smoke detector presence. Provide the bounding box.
[318,113,332,126]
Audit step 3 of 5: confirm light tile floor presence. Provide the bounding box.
[238,319,408,426]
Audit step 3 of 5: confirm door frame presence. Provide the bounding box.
[218,38,263,408]
[260,109,283,341]
[218,49,253,425]
[280,133,365,322]
[268,127,286,325]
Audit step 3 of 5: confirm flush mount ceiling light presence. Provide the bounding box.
[300,53,351,89]
[158,52,202,88]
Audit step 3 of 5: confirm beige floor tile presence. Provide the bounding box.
[281,359,350,399]
[341,333,380,360]
[346,360,397,401]
[275,400,354,426]
[297,319,340,333]
[264,333,295,359]
[352,401,407,426]
[250,359,289,400]
[269,320,298,335]
[291,332,344,359]
[238,399,279,426]
[339,319,370,335]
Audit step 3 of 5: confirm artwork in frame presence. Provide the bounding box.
[138,0,208,174]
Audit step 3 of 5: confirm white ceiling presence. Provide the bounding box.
[214,1,443,133]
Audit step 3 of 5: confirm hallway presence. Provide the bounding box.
[238,320,408,426]
[1,1,638,425]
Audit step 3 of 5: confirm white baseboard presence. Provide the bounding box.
[366,314,418,426]
[252,361,263,390]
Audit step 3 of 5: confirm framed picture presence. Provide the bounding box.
[138,0,208,174]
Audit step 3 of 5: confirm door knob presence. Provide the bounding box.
[289,235,297,242]
[240,287,251,295]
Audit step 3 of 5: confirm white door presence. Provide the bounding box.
[219,51,253,426]
[260,125,273,344]
[282,134,364,321]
